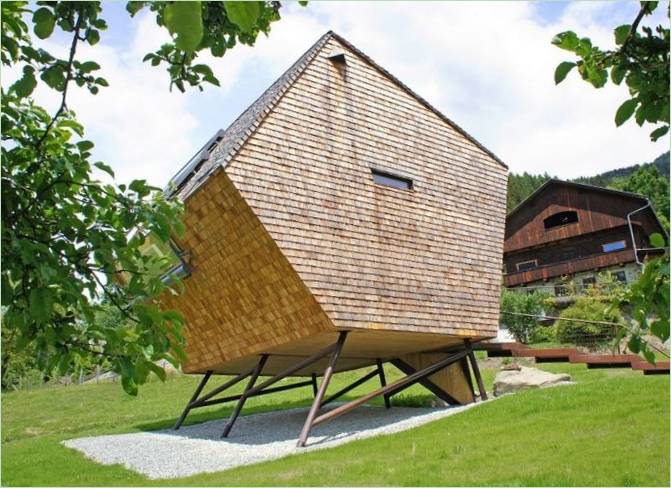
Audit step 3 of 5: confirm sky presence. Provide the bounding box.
[9,1,671,186]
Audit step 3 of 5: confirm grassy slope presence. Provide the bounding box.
[1,363,668,486]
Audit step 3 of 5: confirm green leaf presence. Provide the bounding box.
[87,29,100,45]
[41,65,66,91]
[94,162,115,177]
[11,65,37,98]
[127,1,146,16]
[554,62,575,85]
[587,66,607,88]
[649,233,665,248]
[642,348,656,365]
[650,125,669,141]
[614,24,631,45]
[615,98,638,126]
[164,1,203,51]
[146,361,167,381]
[33,7,55,39]
[224,1,261,33]
[552,31,579,51]
[628,334,641,353]
[121,375,139,396]
[611,64,625,85]
[650,319,670,342]
[29,287,52,323]
[77,140,94,152]
[79,61,101,73]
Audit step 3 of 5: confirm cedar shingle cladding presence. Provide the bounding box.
[167,32,508,373]
[225,36,507,336]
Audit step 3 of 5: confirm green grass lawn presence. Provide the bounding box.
[1,362,668,486]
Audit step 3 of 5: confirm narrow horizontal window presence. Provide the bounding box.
[371,169,413,190]
[516,259,538,272]
[544,210,578,230]
[602,240,626,253]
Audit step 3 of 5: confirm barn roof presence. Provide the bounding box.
[167,30,507,200]
[508,178,650,218]
[506,178,668,236]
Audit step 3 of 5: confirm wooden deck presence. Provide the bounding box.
[475,342,669,375]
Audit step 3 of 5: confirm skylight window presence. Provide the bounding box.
[371,169,413,190]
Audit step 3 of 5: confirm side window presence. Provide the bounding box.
[138,234,190,283]
[611,270,627,283]
[602,240,627,253]
[516,259,538,271]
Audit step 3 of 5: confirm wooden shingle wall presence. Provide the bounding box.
[161,170,334,373]
[224,37,507,338]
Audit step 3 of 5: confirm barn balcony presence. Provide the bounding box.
[503,249,636,287]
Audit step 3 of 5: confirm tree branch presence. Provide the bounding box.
[35,9,84,153]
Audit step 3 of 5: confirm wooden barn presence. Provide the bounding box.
[504,179,667,292]
[161,31,508,446]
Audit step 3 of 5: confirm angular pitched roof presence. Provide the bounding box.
[168,30,506,201]
[507,178,650,219]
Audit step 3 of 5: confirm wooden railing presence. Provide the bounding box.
[503,249,636,287]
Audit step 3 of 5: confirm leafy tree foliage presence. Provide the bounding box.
[500,290,552,343]
[506,171,552,212]
[555,297,623,347]
[1,1,284,394]
[611,233,669,363]
[553,1,670,141]
[506,151,669,217]
[611,165,670,230]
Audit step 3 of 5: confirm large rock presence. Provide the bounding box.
[493,366,572,397]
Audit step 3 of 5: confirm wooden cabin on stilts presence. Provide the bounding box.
[161,31,508,447]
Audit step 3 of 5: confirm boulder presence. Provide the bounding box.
[493,366,572,397]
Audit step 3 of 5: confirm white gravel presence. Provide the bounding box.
[63,401,487,479]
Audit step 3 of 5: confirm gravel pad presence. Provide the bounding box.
[63,402,483,479]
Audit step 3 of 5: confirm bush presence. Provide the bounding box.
[530,325,555,344]
[500,290,552,343]
[555,297,623,346]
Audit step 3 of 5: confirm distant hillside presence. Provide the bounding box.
[507,151,670,212]
[573,152,669,188]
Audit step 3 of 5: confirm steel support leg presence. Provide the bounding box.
[377,358,391,409]
[296,332,348,447]
[221,355,268,438]
[174,370,212,430]
[465,340,487,401]
[311,348,471,430]
[459,357,476,401]
[390,358,461,405]
[311,373,318,397]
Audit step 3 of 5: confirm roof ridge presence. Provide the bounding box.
[506,178,650,219]
[173,30,334,200]
[173,29,508,200]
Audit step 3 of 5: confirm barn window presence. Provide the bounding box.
[582,276,596,286]
[611,270,627,283]
[602,240,626,253]
[371,169,413,190]
[516,259,538,272]
[544,210,578,230]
